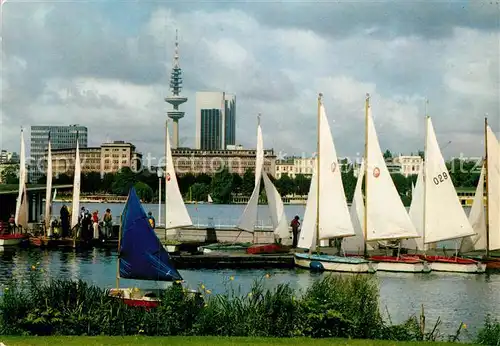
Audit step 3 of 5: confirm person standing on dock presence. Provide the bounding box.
[291,216,300,248]
[60,205,69,238]
[103,209,113,238]
[148,212,155,229]
[92,210,100,239]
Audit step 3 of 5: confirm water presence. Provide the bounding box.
[0,246,499,338]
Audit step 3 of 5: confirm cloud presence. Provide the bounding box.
[0,1,498,165]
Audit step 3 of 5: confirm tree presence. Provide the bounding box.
[383,149,393,160]
[134,181,153,202]
[81,172,102,193]
[241,168,254,196]
[111,167,137,195]
[101,173,115,193]
[196,173,212,186]
[231,173,243,193]
[210,167,233,203]
[391,173,409,198]
[294,174,311,195]
[275,174,294,196]
[0,164,19,184]
[178,173,196,196]
[190,183,209,201]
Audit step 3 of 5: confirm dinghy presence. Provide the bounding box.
[109,187,197,308]
[414,116,484,273]
[363,95,429,273]
[294,94,373,273]
[238,115,291,254]
[461,119,500,270]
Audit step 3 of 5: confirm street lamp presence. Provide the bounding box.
[157,168,164,226]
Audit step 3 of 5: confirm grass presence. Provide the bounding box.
[0,336,477,346]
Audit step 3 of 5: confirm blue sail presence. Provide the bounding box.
[119,187,182,281]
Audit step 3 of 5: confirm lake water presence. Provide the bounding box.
[6,202,494,339]
[0,246,498,340]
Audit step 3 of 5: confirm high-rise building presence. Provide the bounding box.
[195,91,236,150]
[30,125,88,182]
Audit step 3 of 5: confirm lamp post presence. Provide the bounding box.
[157,168,164,226]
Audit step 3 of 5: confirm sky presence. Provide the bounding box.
[0,0,498,164]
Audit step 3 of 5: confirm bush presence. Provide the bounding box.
[476,315,500,345]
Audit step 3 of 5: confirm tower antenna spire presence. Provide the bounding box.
[165,28,187,149]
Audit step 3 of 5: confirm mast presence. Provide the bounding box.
[363,93,370,257]
[485,116,490,258]
[116,214,122,289]
[423,100,429,251]
[165,119,169,239]
[312,93,322,255]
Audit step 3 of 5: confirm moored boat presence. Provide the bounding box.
[295,253,375,273]
[246,243,290,254]
[294,94,372,273]
[0,233,27,246]
[362,95,423,272]
[418,255,486,273]
[370,255,430,273]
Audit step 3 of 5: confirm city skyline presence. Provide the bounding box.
[0,1,498,162]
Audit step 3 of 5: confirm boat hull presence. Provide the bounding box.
[294,253,375,273]
[246,243,290,254]
[0,234,26,246]
[420,256,486,273]
[109,288,159,308]
[29,237,75,248]
[370,256,431,273]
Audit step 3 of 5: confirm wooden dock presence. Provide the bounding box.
[171,253,295,269]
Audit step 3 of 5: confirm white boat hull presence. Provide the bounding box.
[373,261,431,273]
[0,238,22,246]
[294,256,374,273]
[429,261,486,273]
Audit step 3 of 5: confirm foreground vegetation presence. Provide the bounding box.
[0,270,498,344]
[0,336,475,346]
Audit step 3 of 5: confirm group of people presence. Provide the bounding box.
[54,205,114,240]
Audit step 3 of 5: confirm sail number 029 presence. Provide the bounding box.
[433,172,448,185]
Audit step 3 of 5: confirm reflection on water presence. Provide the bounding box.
[0,247,498,337]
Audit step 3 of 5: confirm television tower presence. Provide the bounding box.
[165,29,187,149]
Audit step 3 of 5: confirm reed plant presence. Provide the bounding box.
[476,315,500,345]
[0,267,475,342]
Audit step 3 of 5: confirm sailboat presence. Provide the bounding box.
[109,187,196,308]
[163,120,192,245]
[293,94,373,273]
[414,115,485,273]
[207,194,213,204]
[460,119,500,269]
[239,115,292,254]
[0,128,28,246]
[363,95,429,273]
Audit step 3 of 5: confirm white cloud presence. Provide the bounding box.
[0,3,498,164]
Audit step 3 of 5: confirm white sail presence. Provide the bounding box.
[207,194,213,203]
[297,103,355,250]
[365,108,419,241]
[262,171,289,240]
[14,129,27,227]
[401,165,426,251]
[44,138,53,230]
[486,126,500,250]
[423,117,475,243]
[237,122,264,232]
[343,161,373,253]
[17,185,29,230]
[460,165,487,252]
[71,139,81,229]
[164,122,192,230]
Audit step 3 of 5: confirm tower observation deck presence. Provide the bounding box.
[165,29,187,149]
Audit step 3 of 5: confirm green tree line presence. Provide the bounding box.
[0,158,481,205]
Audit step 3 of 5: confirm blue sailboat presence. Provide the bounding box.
[109,187,184,307]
